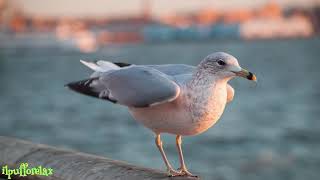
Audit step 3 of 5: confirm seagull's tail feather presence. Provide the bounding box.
[80,60,123,72]
[66,61,133,103]
[65,78,117,103]
[80,60,104,72]
[96,60,121,70]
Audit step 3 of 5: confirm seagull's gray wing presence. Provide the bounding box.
[111,62,196,86]
[66,66,180,108]
[146,64,196,76]
[104,61,196,76]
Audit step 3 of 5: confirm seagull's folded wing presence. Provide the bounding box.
[66,66,180,108]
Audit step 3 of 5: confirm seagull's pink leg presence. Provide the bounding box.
[176,135,197,177]
[155,134,180,177]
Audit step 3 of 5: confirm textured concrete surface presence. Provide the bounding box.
[0,136,199,180]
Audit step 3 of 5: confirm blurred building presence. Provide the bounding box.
[1,0,319,47]
[6,0,320,19]
[0,0,8,29]
[240,15,314,39]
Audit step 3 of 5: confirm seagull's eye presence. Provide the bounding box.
[217,60,226,66]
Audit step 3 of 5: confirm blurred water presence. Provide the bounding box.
[0,38,320,180]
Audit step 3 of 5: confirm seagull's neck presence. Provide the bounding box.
[183,70,230,123]
[187,70,229,89]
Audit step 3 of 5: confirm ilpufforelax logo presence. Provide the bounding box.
[1,163,54,179]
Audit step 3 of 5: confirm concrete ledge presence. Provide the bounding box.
[0,136,199,180]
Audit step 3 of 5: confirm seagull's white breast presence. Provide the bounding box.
[128,82,228,136]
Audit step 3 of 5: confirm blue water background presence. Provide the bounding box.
[0,37,319,179]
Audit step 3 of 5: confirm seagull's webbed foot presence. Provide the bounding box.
[177,166,198,177]
[166,168,181,177]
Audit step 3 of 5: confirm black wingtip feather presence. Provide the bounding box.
[65,78,100,98]
[113,62,132,67]
[65,78,118,104]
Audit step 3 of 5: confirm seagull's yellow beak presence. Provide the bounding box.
[234,68,257,81]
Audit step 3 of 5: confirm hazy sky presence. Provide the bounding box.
[12,0,320,18]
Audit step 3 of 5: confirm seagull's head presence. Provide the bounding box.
[199,52,257,81]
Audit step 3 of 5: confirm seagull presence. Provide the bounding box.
[66,52,257,177]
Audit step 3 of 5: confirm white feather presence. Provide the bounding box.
[80,60,120,72]
[80,60,105,72]
[96,60,120,71]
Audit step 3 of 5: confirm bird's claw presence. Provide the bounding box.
[167,168,181,177]
[177,167,198,177]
